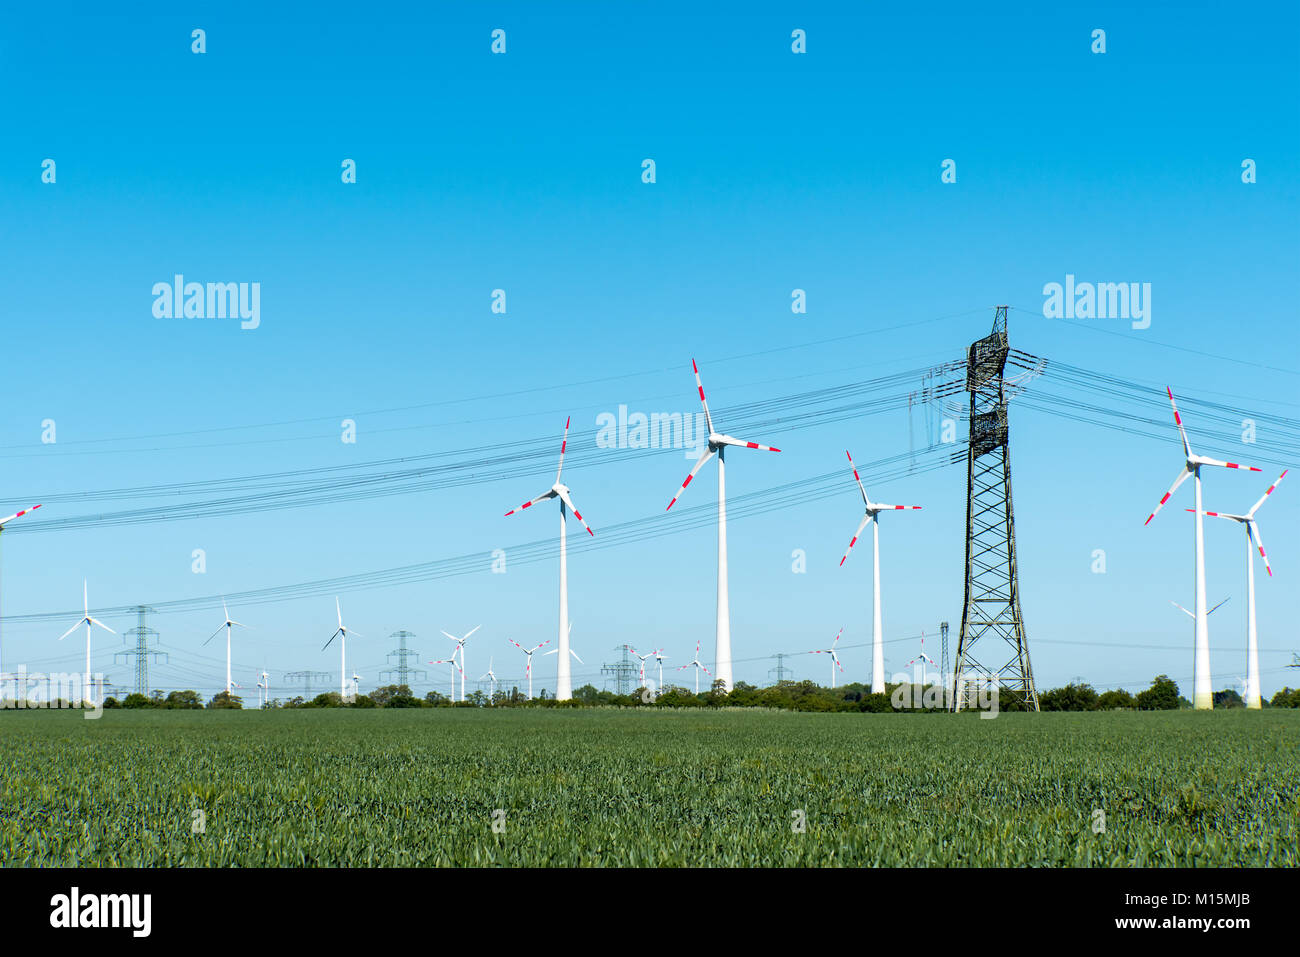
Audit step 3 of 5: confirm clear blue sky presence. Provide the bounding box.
[2,0,1297,700]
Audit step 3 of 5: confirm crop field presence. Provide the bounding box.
[1,709,1296,866]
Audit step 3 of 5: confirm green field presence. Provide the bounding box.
[1,708,1296,866]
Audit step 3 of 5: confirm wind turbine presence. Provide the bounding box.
[479,657,499,698]
[0,503,41,694]
[651,648,669,690]
[1191,469,1287,710]
[544,623,582,687]
[839,450,922,693]
[677,639,713,694]
[322,597,363,700]
[1145,387,1260,709]
[428,653,462,700]
[508,638,550,699]
[56,580,114,705]
[907,632,938,685]
[808,628,845,688]
[627,645,654,687]
[439,625,481,702]
[504,417,596,702]
[666,359,781,691]
[1170,597,1230,620]
[256,669,270,708]
[203,599,248,695]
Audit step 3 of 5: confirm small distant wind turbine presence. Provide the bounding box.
[256,669,270,708]
[479,657,499,698]
[665,359,781,691]
[839,450,922,693]
[627,645,654,687]
[1191,469,1287,710]
[651,648,669,690]
[428,653,462,700]
[323,597,363,699]
[0,503,41,687]
[508,638,551,699]
[1145,387,1260,709]
[56,580,114,705]
[203,599,248,695]
[544,623,582,685]
[907,633,938,684]
[677,639,713,694]
[439,625,481,702]
[808,628,845,688]
[504,417,596,702]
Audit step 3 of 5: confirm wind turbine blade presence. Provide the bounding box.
[1207,597,1231,616]
[57,621,81,642]
[1247,521,1273,577]
[555,416,570,484]
[203,625,225,646]
[831,627,844,648]
[463,625,482,641]
[1165,387,1193,458]
[223,598,230,622]
[347,629,365,640]
[846,451,870,506]
[667,447,716,510]
[323,628,342,651]
[440,630,459,642]
[543,648,559,656]
[839,513,873,567]
[336,597,343,628]
[557,489,595,536]
[0,503,41,527]
[1247,469,1288,517]
[83,580,89,616]
[531,640,552,653]
[717,435,780,452]
[87,617,115,634]
[504,489,556,516]
[570,649,583,664]
[1169,600,1194,619]
[692,358,715,435]
[1197,455,1262,473]
[1144,466,1193,525]
[872,504,923,511]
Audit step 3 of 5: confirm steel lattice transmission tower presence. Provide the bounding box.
[115,605,167,697]
[951,307,1039,712]
[601,645,638,695]
[286,670,330,699]
[380,630,426,690]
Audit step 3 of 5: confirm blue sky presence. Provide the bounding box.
[1,0,1297,700]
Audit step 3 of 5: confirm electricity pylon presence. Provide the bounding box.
[380,630,426,690]
[115,605,167,697]
[952,307,1039,711]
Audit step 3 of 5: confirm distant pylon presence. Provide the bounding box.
[115,605,167,696]
[939,620,950,690]
[380,630,426,690]
[285,670,330,699]
[951,307,1039,711]
[601,645,637,695]
[768,652,795,684]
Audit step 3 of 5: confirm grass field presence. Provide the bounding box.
[1,708,1296,866]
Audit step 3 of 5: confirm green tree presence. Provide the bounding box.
[1136,675,1180,711]
[207,690,243,709]
[1040,682,1099,712]
[122,693,154,709]
[369,684,411,707]
[1269,687,1300,708]
[1096,688,1136,710]
[165,689,204,709]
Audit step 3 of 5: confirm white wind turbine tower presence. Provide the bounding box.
[838,450,922,693]
[0,503,41,691]
[1192,469,1287,710]
[1145,387,1260,710]
[627,645,654,687]
[651,648,669,690]
[808,628,845,688]
[203,599,248,695]
[504,417,596,702]
[322,597,363,700]
[439,625,481,702]
[508,638,551,699]
[666,359,781,690]
[677,639,713,694]
[256,669,270,709]
[479,657,499,698]
[56,580,114,705]
[544,622,582,684]
[428,652,462,700]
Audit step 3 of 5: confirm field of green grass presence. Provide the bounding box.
[1,708,1296,866]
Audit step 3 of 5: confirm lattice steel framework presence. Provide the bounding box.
[951,307,1038,711]
[380,630,426,690]
[115,605,167,696]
